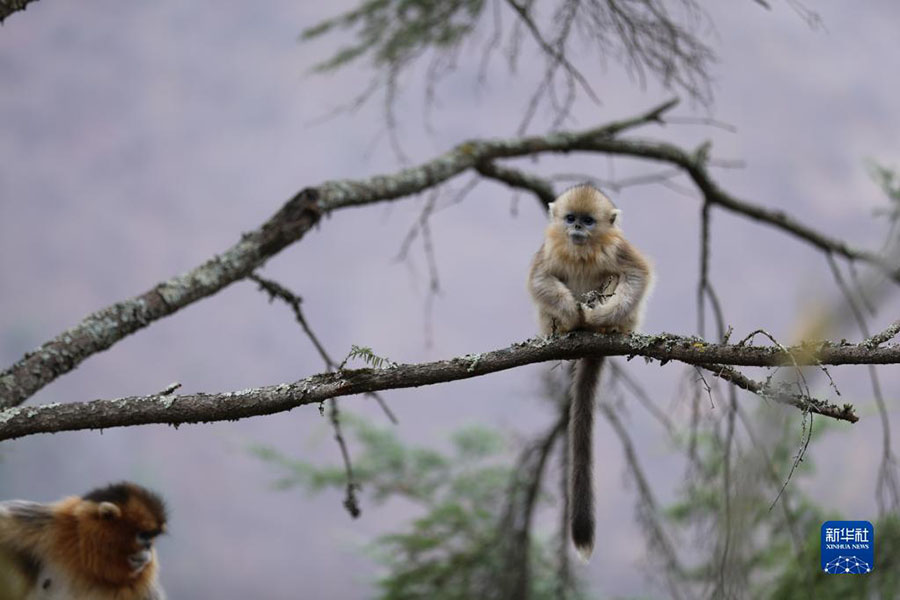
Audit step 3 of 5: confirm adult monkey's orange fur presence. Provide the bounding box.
[528,185,652,560]
[0,482,167,600]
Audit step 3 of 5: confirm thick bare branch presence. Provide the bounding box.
[2,331,894,441]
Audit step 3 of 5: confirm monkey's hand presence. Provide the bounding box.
[553,299,584,332]
[581,290,615,309]
[529,273,583,333]
[583,275,619,306]
[581,297,621,329]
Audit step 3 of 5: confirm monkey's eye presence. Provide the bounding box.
[137,530,161,544]
[564,214,577,224]
[582,216,596,227]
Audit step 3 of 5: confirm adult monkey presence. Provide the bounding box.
[0,482,167,600]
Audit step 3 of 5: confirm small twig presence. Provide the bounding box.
[769,413,813,512]
[476,0,504,85]
[607,360,677,439]
[556,400,573,600]
[395,189,438,262]
[392,190,443,347]
[250,274,399,518]
[826,253,900,513]
[697,200,712,337]
[305,77,382,127]
[514,0,579,135]
[328,398,361,518]
[657,177,702,199]
[727,329,817,515]
[848,261,877,316]
[598,401,685,597]
[734,405,803,552]
[554,168,687,195]
[736,328,812,398]
[687,370,702,470]
[498,402,566,598]
[250,273,397,424]
[156,382,181,396]
[503,0,601,105]
[694,367,715,408]
[865,319,900,348]
[697,363,857,424]
[384,65,409,165]
[715,379,737,598]
[664,115,738,133]
[420,203,442,348]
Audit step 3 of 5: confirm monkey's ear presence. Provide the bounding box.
[609,209,621,225]
[98,502,122,520]
[547,201,556,218]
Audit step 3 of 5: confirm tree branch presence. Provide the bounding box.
[697,363,837,427]
[475,160,557,208]
[4,97,895,410]
[502,0,600,105]
[249,273,397,423]
[565,138,900,284]
[2,331,894,441]
[0,99,679,408]
[497,406,566,599]
[865,319,900,348]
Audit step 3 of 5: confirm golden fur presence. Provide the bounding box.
[0,482,166,600]
[528,185,652,560]
[531,185,652,335]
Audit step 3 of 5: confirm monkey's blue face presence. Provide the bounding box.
[563,212,597,245]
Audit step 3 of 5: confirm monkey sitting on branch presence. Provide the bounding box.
[528,184,653,560]
[0,482,168,600]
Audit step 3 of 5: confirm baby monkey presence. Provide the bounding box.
[528,185,652,560]
[0,482,167,600]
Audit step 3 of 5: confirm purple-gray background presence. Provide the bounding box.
[1,1,898,597]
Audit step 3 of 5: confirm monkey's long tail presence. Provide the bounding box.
[570,356,602,561]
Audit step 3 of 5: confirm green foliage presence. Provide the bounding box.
[302,0,485,72]
[340,344,398,370]
[251,415,581,599]
[665,407,900,598]
[301,0,720,107]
